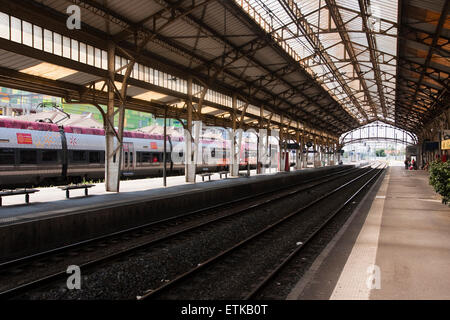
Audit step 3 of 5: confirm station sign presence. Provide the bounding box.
[442,139,450,150]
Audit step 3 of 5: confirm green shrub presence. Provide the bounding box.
[429,160,450,205]
[375,149,386,157]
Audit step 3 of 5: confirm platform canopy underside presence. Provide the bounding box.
[0,0,447,138]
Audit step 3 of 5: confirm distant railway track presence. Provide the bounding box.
[0,166,365,299]
[245,164,386,300]
[137,163,385,300]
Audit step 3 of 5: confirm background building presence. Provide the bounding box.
[0,87,183,130]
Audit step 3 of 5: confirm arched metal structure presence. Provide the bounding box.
[340,121,418,147]
[0,0,447,191]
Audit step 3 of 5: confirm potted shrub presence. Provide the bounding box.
[429,160,450,205]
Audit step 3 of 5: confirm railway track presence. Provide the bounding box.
[136,163,386,300]
[0,165,365,299]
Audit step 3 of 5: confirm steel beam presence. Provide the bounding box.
[279,0,369,121]
[325,0,379,119]
[358,0,388,118]
[410,1,449,109]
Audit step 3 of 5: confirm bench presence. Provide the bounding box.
[198,173,213,182]
[122,172,135,177]
[58,184,94,199]
[218,171,229,179]
[0,188,40,206]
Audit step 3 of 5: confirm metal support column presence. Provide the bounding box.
[295,122,301,170]
[337,143,342,164]
[303,129,308,169]
[105,42,122,192]
[257,106,264,174]
[230,94,240,177]
[330,142,335,166]
[313,137,319,168]
[279,115,285,172]
[327,142,332,166]
[185,77,196,182]
[267,114,273,173]
[163,106,167,187]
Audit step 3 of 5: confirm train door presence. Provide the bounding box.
[122,142,135,172]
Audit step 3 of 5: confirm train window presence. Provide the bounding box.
[72,151,87,162]
[89,151,100,163]
[211,148,216,158]
[140,152,152,163]
[0,149,15,165]
[20,150,37,164]
[41,150,58,162]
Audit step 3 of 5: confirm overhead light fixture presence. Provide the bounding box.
[133,91,167,101]
[20,62,78,80]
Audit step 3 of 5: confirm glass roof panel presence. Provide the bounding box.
[238,0,399,125]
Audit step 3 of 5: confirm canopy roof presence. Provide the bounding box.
[0,0,447,139]
[247,0,448,133]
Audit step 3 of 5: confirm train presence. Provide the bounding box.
[0,118,267,187]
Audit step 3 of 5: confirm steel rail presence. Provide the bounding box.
[137,163,382,299]
[0,167,354,271]
[0,166,361,299]
[244,163,387,299]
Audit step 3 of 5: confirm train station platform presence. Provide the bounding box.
[288,162,450,300]
[0,165,348,262]
[0,169,257,224]
[0,164,355,224]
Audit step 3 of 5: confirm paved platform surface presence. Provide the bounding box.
[288,163,450,300]
[0,167,310,225]
[0,169,258,224]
